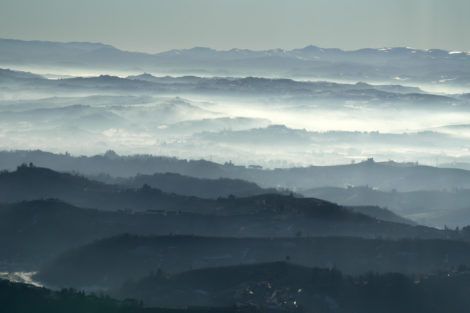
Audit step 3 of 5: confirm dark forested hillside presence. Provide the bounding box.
[346,205,416,225]
[7,263,470,313]
[0,164,216,213]
[111,172,281,199]
[37,234,470,289]
[0,165,414,223]
[1,197,450,272]
[0,279,245,313]
[113,262,470,313]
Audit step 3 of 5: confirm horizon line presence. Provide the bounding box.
[1,36,468,56]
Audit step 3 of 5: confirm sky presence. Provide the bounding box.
[0,0,469,53]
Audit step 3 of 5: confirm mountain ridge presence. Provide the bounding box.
[2,38,470,86]
[2,38,469,58]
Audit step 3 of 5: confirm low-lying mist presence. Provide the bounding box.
[1,71,470,167]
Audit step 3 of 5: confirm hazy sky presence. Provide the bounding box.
[1,0,469,53]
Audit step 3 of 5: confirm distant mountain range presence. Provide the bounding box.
[194,125,465,148]
[1,38,470,86]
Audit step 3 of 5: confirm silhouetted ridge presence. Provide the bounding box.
[4,150,470,192]
[121,172,281,198]
[0,165,373,220]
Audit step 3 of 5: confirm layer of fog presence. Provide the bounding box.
[1,69,470,167]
